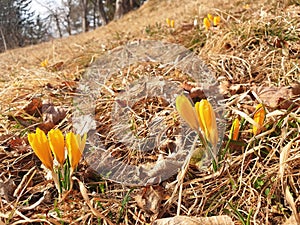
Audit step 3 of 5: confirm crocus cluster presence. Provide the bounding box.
[175,94,218,148]
[166,18,175,28]
[203,13,221,31]
[28,128,86,195]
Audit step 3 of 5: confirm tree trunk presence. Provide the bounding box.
[66,0,72,35]
[98,0,108,25]
[114,0,131,20]
[54,14,63,38]
[0,27,7,52]
[80,0,89,32]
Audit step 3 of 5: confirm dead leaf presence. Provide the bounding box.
[285,186,300,224]
[134,186,166,214]
[153,215,234,225]
[41,100,66,126]
[251,84,300,109]
[23,98,42,116]
[0,179,16,201]
[49,61,64,72]
[7,137,28,153]
[219,80,248,96]
[283,214,300,225]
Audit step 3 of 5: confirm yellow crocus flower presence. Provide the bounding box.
[28,128,53,170]
[175,94,199,131]
[253,104,266,135]
[195,100,218,148]
[166,18,171,27]
[66,132,87,169]
[213,16,221,26]
[203,17,211,31]
[40,59,48,68]
[207,13,213,21]
[229,118,240,140]
[170,20,175,28]
[48,129,65,166]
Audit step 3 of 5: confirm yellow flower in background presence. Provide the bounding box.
[166,18,171,27]
[40,59,48,68]
[48,129,65,166]
[195,100,218,148]
[166,18,175,28]
[253,104,266,135]
[207,13,213,22]
[203,17,211,31]
[170,19,175,28]
[28,128,53,170]
[213,16,221,26]
[203,14,221,30]
[66,132,87,169]
[175,94,199,131]
[229,118,240,140]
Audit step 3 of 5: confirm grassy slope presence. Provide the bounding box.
[0,0,299,224]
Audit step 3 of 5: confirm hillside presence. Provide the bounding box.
[0,0,299,224]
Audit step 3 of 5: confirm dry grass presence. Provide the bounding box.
[0,0,300,224]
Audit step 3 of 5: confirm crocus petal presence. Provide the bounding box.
[196,100,218,147]
[28,128,53,170]
[253,104,265,135]
[170,20,175,28]
[166,18,171,27]
[230,118,240,140]
[195,102,206,135]
[175,94,199,131]
[48,129,65,166]
[66,132,85,169]
[203,17,211,30]
[207,13,213,21]
[213,16,221,26]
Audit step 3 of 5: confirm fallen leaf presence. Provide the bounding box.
[283,214,300,225]
[134,186,166,214]
[251,84,300,109]
[41,100,66,126]
[153,215,234,225]
[49,61,64,72]
[0,179,16,202]
[23,98,42,116]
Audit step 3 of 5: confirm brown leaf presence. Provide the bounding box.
[251,84,300,109]
[153,215,234,225]
[134,186,166,214]
[49,61,64,71]
[23,98,42,116]
[0,179,16,202]
[283,214,300,225]
[42,100,66,126]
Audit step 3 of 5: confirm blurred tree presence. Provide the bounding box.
[0,0,49,52]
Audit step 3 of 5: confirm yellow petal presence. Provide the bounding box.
[195,102,206,134]
[66,132,85,169]
[175,94,199,131]
[170,20,175,28]
[203,17,211,31]
[196,100,218,147]
[253,104,265,135]
[166,18,171,27]
[48,129,65,166]
[40,59,48,67]
[207,13,213,21]
[229,118,240,140]
[28,128,53,170]
[213,16,221,26]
